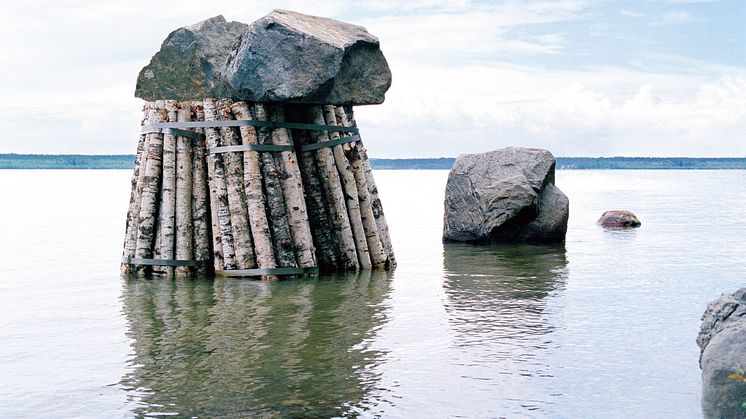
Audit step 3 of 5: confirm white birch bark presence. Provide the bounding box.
[334,106,388,268]
[308,106,358,271]
[157,100,178,277]
[134,100,167,277]
[203,98,237,270]
[216,98,256,270]
[322,105,371,270]
[230,101,278,280]
[121,103,151,276]
[191,102,218,272]
[175,102,193,276]
[342,105,396,268]
[270,105,316,269]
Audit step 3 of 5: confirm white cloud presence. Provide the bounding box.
[657,10,695,25]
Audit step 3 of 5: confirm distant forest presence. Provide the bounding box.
[1,154,745,170]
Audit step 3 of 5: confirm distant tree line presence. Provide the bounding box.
[1,154,744,170]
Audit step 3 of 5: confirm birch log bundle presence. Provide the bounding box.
[121,100,395,278]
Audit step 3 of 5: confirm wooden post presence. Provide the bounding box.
[174,102,194,276]
[333,106,388,269]
[216,98,256,270]
[191,102,217,272]
[157,100,178,277]
[321,105,371,270]
[342,105,396,268]
[290,123,338,271]
[203,98,238,270]
[230,101,279,280]
[254,103,298,269]
[307,106,358,271]
[121,103,151,276]
[270,105,316,269]
[134,100,167,277]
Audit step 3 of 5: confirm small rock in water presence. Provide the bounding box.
[442,147,568,244]
[222,10,391,104]
[597,210,641,228]
[697,288,746,418]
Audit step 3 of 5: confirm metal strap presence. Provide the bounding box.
[299,135,360,152]
[122,257,208,267]
[207,144,295,155]
[142,120,358,133]
[142,127,205,140]
[215,266,320,277]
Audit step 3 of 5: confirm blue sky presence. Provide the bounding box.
[0,0,744,157]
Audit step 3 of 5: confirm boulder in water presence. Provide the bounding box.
[697,288,746,418]
[597,210,641,228]
[443,147,568,244]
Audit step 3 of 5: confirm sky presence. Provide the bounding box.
[0,0,744,158]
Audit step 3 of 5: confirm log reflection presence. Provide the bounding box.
[119,272,391,417]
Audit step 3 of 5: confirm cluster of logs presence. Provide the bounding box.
[121,99,395,278]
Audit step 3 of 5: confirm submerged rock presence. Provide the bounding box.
[442,147,568,244]
[597,210,641,228]
[697,288,746,418]
[222,10,391,104]
[135,16,248,101]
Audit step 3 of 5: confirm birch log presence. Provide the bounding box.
[290,125,338,271]
[134,100,167,277]
[203,98,237,270]
[307,106,358,271]
[121,103,151,276]
[342,105,396,268]
[333,106,388,268]
[269,105,316,269]
[254,103,297,269]
[321,105,371,270]
[191,102,217,272]
[216,98,256,270]
[157,100,178,277]
[230,101,278,280]
[175,102,194,276]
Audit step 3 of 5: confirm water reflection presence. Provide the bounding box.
[442,243,568,412]
[119,272,392,418]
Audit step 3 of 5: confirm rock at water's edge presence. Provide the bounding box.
[697,288,746,419]
[597,210,641,228]
[135,16,248,101]
[443,147,568,244]
[222,10,391,104]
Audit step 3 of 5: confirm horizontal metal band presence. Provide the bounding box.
[142,128,205,140]
[207,144,295,155]
[299,134,360,152]
[122,257,208,267]
[215,266,319,277]
[142,120,358,133]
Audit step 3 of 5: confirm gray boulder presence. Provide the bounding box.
[697,288,746,418]
[598,210,641,228]
[443,147,568,243]
[135,16,247,100]
[221,10,391,104]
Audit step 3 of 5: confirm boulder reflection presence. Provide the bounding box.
[119,272,392,418]
[443,243,568,359]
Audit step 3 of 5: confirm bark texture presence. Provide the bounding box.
[191,102,216,272]
[157,100,178,276]
[175,102,194,275]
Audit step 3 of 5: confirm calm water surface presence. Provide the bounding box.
[0,169,744,418]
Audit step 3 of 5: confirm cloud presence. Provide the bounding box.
[620,9,644,18]
[657,10,695,25]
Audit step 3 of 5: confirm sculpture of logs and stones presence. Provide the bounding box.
[443,147,569,244]
[597,210,641,228]
[122,10,396,278]
[697,288,746,419]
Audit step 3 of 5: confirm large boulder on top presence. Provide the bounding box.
[697,288,746,418]
[443,147,569,244]
[222,10,391,104]
[135,15,247,101]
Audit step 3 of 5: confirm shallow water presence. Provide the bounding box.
[0,169,744,417]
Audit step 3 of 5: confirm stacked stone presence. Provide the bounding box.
[121,10,395,278]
